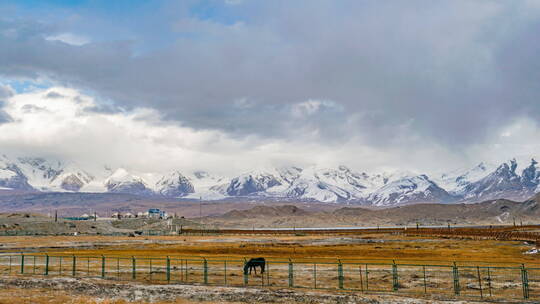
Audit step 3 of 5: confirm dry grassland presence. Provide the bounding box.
[1,234,532,266]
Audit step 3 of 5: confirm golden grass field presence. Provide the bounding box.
[0,233,538,303]
[0,233,535,265]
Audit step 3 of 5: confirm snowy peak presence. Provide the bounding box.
[367,174,453,206]
[462,159,539,201]
[104,168,153,195]
[226,170,283,196]
[0,154,538,205]
[156,171,194,197]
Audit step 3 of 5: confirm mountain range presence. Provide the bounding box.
[0,154,538,206]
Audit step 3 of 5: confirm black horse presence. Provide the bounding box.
[244,257,265,275]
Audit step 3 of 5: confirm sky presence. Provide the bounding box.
[0,0,539,176]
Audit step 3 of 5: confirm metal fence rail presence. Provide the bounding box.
[0,254,537,300]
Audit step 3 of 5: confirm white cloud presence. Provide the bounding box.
[45,33,90,46]
[290,100,337,118]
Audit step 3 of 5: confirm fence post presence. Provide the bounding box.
[224,260,227,285]
[132,256,136,280]
[521,264,530,299]
[44,255,49,275]
[203,258,208,285]
[392,260,399,291]
[9,255,11,274]
[166,256,171,283]
[487,267,492,297]
[20,253,24,274]
[243,258,248,286]
[422,265,427,293]
[101,255,106,278]
[313,263,317,289]
[452,262,460,296]
[288,259,294,288]
[337,260,344,289]
[72,255,76,277]
[476,266,483,299]
[365,264,369,291]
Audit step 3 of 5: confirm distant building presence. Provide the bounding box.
[148,208,168,219]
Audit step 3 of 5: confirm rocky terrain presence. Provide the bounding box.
[0,154,539,206]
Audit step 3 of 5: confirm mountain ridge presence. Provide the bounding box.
[0,154,538,206]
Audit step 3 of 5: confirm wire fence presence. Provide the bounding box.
[0,254,538,300]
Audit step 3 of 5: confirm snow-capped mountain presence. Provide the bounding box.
[226,170,283,196]
[283,166,382,203]
[460,159,539,201]
[155,171,194,197]
[0,153,538,206]
[104,168,153,196]
[437,162,496,195]
[367,174,454,206]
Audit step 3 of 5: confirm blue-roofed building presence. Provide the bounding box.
[148,208,168,219]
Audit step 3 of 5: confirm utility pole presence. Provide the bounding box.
[199,196,203,233]
[94,211,97,222]
[54,210,58,223]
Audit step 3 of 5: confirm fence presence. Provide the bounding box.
[0,254,539,301]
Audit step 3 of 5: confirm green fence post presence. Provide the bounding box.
[392,260,399,291]
[117,258,120,280]
[224,260,227,286]
[359,265,364,292]
[166,256,171,283]
[149,258,153,281]
[288,259,294,288]
[243,258,248,286]
[476,266,483,299]
[101,255,106,278]
[203,258,208,285]
[185,259,189,282]
[72,255,76,277]
[487,267,492,297]
[132,256,136,280]
[337,260,344,289]
[452,262,460,296]
[20,253,24,274]
[365,264,369,291]
[521,264,530,299]
[59,256,62,275]
[313,263,317,289]
[33,255,36,274]
[44,255,49,276]
[422,265,427,293]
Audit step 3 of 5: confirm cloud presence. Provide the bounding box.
[46,33,90,46]
[0,1,539,173]
[0,84,14,99]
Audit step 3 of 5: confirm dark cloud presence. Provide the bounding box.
[0,101,12,123]
[0,1,539,150]
[0,84,14,99]
[44,91,64,99]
